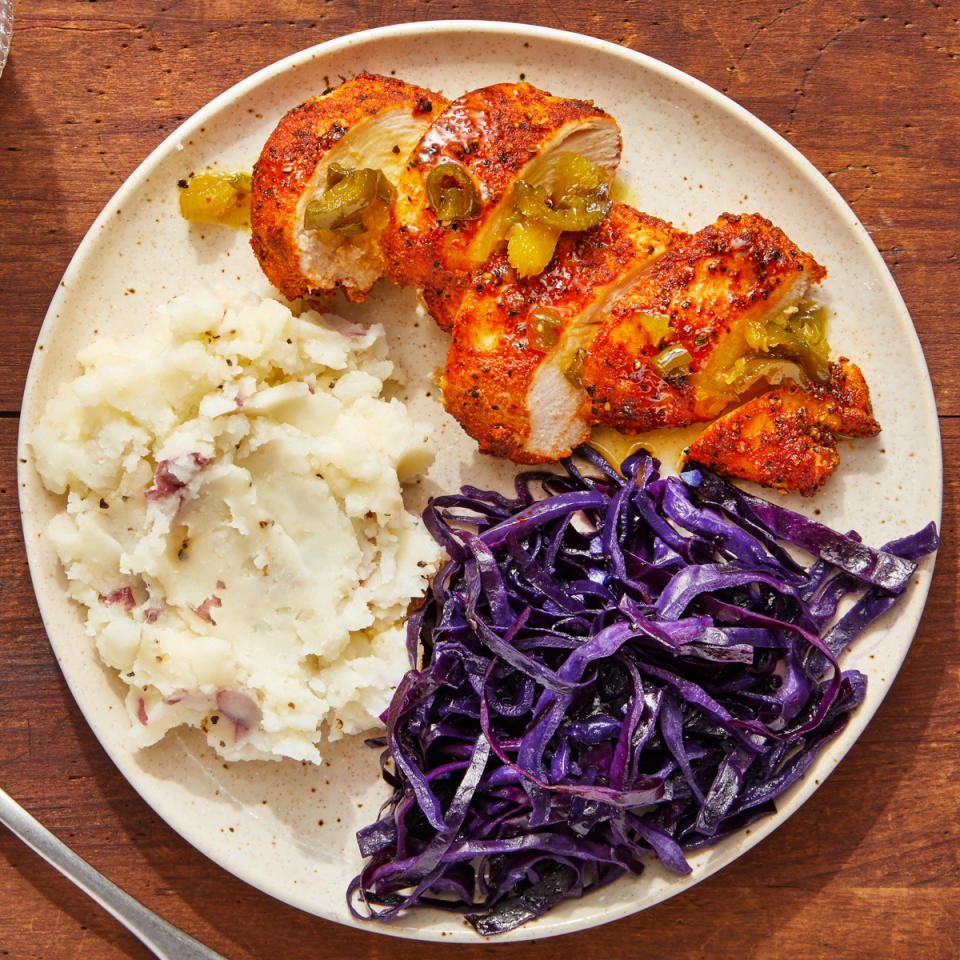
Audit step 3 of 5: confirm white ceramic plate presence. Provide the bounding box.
[18,21,941,942]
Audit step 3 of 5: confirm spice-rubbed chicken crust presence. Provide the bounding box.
[582,212,827,433]
[685,360,880,496]
[443,204,679,463]
[382,82,622,329]
[246,75,879,495]
[250,72,448,302]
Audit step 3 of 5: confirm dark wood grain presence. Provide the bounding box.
[1,3,957,958]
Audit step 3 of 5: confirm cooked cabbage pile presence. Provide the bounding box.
[351,447,937,934]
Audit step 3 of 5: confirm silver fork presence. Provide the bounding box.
[0,786,228,960]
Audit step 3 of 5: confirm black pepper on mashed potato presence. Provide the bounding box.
[29,287,443,763]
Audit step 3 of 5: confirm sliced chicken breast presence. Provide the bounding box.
[685,360,880,495]
[582,212,828,433]
[382,82,622,329]
[250,72,448,301]
[442,204,679,463]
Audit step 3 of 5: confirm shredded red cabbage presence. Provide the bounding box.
[349,448,938,935]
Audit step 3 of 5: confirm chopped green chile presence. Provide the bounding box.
[719,355,804,392]
[552,153,607,199]
[426,163,482,222]
[564,348,587,387]
[514,179,611,232]
[304,165,393,233]
[329,219,368,236]
[652,344,693,376]
[772,345,830,386]
[376,170,395,204]
[177,171,252,224]
[326,163,350,188]
[745,299,831,386]
[637,312,672,347]
[528,309,562,351]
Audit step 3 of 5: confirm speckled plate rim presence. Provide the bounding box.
[18,20,942,943]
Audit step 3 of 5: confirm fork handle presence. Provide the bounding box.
[0,786,227,960]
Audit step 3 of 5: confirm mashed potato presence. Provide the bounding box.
[30,287,443,763]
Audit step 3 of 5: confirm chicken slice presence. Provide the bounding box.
[382,82,622,329]
[250,72,448,301]
[685,360,880,496]
[582,212,828,433]
[442,204,679,463]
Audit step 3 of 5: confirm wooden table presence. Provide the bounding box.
[1,3,956,958]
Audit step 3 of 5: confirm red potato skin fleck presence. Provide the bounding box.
[188,594,223,626]
[100,586,135,611]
